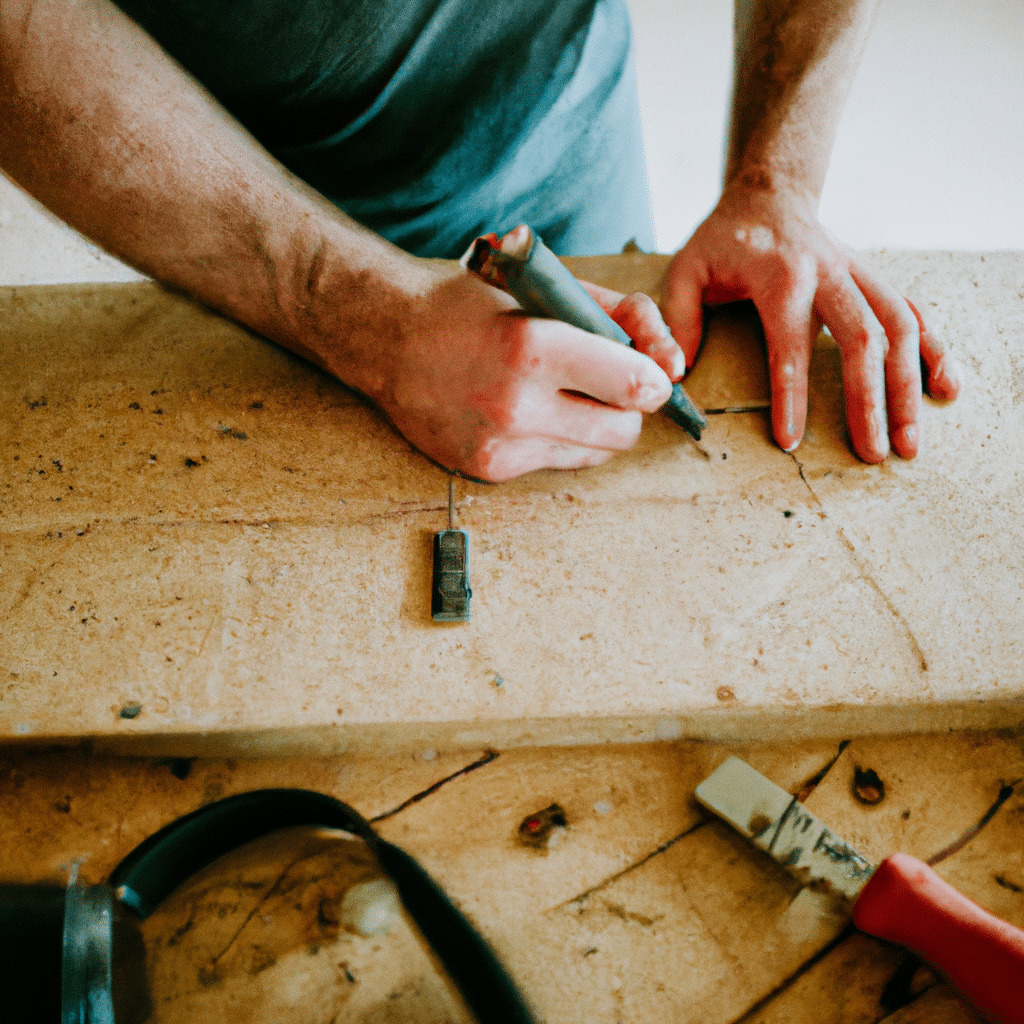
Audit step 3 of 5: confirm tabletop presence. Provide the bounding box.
[2,251,1023,755]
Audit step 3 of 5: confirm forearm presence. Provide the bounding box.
[1,0,678,482]
[727,0,879,205]
[666,0,959,467]
[0,0,424,398]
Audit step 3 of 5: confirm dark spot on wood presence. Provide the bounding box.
[518,803,568,850]
[853,766,885,805]
[747,813,773,837]
[167,758,194,780]
[119,703,142,720]
[881,954,933,1012]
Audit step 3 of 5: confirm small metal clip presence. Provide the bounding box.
[432,478,471,622]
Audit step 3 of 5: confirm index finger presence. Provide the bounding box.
[528,317,672,413]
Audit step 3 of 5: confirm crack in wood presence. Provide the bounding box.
[206,848,318,970]
[927,778,1019,865]
[359,503,448,525]
[704,402,772,414]
[370,749,500,822]
[727,923,859,1024]
[553,820,707,911]
[796,740,851,801]
[557,744,854,911]
[787,453,928,672]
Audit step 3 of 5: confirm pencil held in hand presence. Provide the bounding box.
[464,225,707,440]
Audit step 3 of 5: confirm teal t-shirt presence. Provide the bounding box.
[114,0,655,256]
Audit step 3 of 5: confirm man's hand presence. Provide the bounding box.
[663,178,960,462]
[312,256,675,483]
[670,0,961,464]
[0,0,674,485]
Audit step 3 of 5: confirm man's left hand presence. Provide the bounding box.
[662,179,961,462]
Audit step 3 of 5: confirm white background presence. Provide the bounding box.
[2,0,1022,283]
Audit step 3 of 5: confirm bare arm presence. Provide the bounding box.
[0,0,674,482]
[664,0,959,463]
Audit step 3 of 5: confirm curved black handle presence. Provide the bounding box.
[108,788,540,1024]
[108,789,371,917]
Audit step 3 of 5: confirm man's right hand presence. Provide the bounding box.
[1,0,673,484]
[313,257,674,482]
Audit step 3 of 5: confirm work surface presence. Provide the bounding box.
[1,732,1020,1022]
[1,251,1022,754]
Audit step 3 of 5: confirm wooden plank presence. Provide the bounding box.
[2,252,1022,754]
[0,734,1018,1021]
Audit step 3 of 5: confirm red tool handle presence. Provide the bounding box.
[853,852,1024,1024]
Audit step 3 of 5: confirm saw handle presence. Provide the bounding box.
[853,852,1024,1024]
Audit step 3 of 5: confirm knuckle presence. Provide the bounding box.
[616,291,659,320]
[591,409,642,450]
[619,410,644,447]
[500,317,544,375]
[476,383,530,436]
[844,323,888,360]
[462,435,515,483]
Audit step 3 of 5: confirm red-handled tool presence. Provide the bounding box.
[696,757,1024,1024]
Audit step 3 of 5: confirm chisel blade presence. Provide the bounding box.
[695,756,875,905]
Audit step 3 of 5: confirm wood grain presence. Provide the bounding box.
[1,252,1022,754]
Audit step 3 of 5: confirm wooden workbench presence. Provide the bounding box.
[0,732,1019,1022]
[1,250,1021,1020]
[2,251,1022,754]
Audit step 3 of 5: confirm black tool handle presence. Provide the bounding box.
[497,232,707,440]
[108,789,368,916]
[108,788,540,1024]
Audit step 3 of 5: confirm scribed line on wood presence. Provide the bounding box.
[788,453,929,672]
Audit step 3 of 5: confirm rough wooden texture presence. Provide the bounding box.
[1,252,1022,754]
[0,734,1017,1021]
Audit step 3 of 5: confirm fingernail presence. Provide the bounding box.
[894,423,919,457]
[930,355,961,395]
[671,348,687,378]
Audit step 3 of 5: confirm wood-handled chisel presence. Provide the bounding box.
[696,756,1024,1024]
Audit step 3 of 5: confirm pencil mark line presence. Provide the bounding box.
[787,453,928,672]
